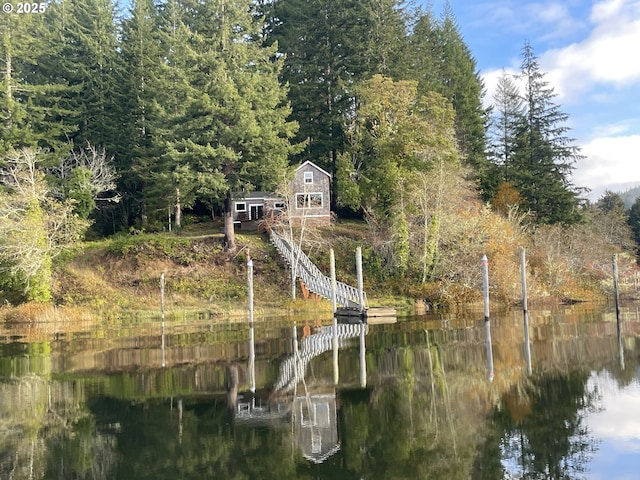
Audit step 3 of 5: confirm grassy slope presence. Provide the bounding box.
[43,219,395,320]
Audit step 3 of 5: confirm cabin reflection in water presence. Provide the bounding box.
[227,322,366,464]
[293,391,339,464]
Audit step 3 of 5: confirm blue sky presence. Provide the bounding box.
[420,0,640,201]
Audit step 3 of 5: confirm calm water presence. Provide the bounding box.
[1,303,639,479]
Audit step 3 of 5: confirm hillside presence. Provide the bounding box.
[18,219,402,322]
[3,210,637,324]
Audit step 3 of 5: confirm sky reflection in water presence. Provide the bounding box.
[586,371,640,480]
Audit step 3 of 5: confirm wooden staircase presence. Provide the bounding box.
[270,229,366,309]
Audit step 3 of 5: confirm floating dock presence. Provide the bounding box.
[335,307,397,324]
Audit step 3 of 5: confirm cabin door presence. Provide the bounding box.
[250,204,264,220]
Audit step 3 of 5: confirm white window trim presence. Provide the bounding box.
[304,171,314,184]
[295,192,323,209]
[235,202,247,212]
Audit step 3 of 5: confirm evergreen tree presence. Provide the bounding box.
[137,0,196,229]
[434,5,487,172]
[158,0,299,249]
[591,190,633,249]
[489,72,525,169]
[407,4,488,191]
[485,71,526,201]
[266,0,408,175]
[628,196,640,248]
[0,9,76,154]
[596,190,626,214]
[117,0,166,229]
[49,0,125,151]
[508,42,583,224]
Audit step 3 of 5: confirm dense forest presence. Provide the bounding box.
[1,0,638,304]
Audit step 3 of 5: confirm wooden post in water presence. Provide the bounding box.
[247,251,256,391]
[356,247,365,312]
[160,273,166,367]
[292,324,299,385]
[481,255,494,382]
[613,254,624,368]
[330,247,340,381]
[160,273,166,322]
[520,248,532,375]
[249,323,256,393]
[330,249,338,313]
[359,323,367,388]
[333,317,339,385]
[247,251,254,324]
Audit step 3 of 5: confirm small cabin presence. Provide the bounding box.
[231,192,285,228]
[232,160,332,228]
[290,160,332,224]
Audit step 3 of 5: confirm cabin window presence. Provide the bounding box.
[315,402,331,427]
[304,171,313,184]
[300,401,331,427]
[311,430,322,454]
[296,193,323,209]
[300,403,311,426]
[274,202,286,209]
[235,202,246,212]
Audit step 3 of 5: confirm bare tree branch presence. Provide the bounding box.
[47,143,121,203]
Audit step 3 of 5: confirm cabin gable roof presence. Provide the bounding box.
[295,160,332,180]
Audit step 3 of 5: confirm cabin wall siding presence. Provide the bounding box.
[232,161,332,226]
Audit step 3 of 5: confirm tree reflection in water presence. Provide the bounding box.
[476,372,601,479]
[1,305,640,479]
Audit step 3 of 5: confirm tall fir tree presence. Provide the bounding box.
[509,42,583,224]
[0,8,76,154]
[485,71,526,201]
[158,0,299,249]
[117,0,166,229]
[628,196,640,248]
[407,3,488,190]
[265,0,408,176]
[49,0,125,151]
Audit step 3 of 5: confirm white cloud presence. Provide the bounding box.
[469,1,585,39]
[572,135,640,196]
[587,372,640,447]
[542,0,640,101]
[590,120,634,137]
[591,0,628,23]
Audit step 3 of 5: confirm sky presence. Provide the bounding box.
[420,0,640,201]
[582,370,640,479]
[501,370,640,478]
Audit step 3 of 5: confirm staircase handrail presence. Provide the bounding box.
[269,229,366,308]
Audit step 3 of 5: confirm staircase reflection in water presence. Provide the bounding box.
[227,320,367,464]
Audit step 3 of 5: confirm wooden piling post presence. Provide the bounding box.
[481,255,494,382]
[330,249,338,313]
[249,323,256,393]
[160,273,166,321]
[247,251,254,324]
[160,273,166,368]
[356,247,365,312]
[613,254,624,368]
[333,317,339,385]
[520,248,532,375]
[359,323,367,388]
